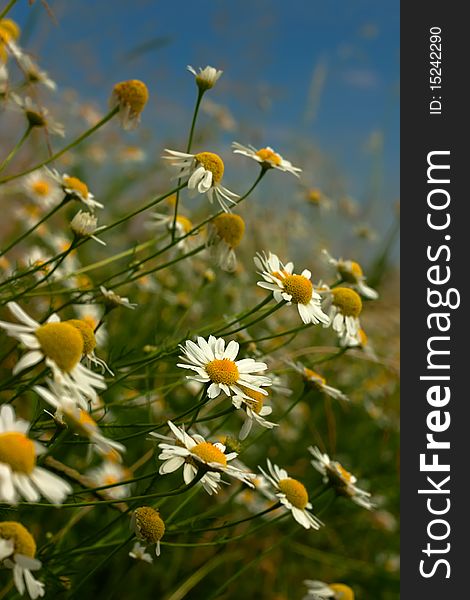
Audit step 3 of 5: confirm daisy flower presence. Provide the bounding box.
[0,405,72,504]
[21,170,62,207]
[10,94,64,136]
[339,327,377,359]
[162,149,239,212]
[70,211,106,246]
[259,459,323,530]
[153,421,256,495]
[110,79,149,130]
[177,335,271,400]
[232,142,301,177]
[303,580,355,600]
[86,460,132,500]
[99,286,137,311]
[207,213,245,272]
[305,188,332,212]
[48,169,103,210]
[129,542,153,564]
[0,302,107,403]
[321,286,362,342]
[33,380,124,458]
[148,212,198,250]
[309,446,374,510]
[0,521,45,599]
[322,250,378,300]
[292,362,349,402]
[232,386,278,440]
[187,65,223,91]
[254,252,329,325]
[132,506,165,557]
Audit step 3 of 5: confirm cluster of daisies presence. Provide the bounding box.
[0,52,380,599]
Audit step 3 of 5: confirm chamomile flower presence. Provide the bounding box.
[110,79,149,130]
[177,335,271,400]
[0,302,106,402]
[132,507,165,557]
[322,287,362,342]
[70,211,106,246]
[339,327,377,359]
[149,212,197,250]
[128,542,153,564]
[153,421,256,495]
[0,521,45,599]
[162,149,239,212]
[303,580,355,600]
[292,362,349,402]
[21,170,62,207]
[232,142,301,177]
[48,169,103,210]
[305,188,332,212]
[232,386,278,440]
[187,65,223,91]
[87,460,132,500]
[309,446,374,510]
[322,250,378,299]
[254,252,329,325]
[259,459,322,530]
[100,286,137,310]
[10,94,64,136]
[33,380,124,457]
[207,213,245,272]
[0,405,72,504]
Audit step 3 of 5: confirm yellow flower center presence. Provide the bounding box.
[303,367,326,388]
[278,477,309,509]
[283,274,313,305]
[358,328,368,347]
[338,260,363,283]
[306,189,322,204]
[35,322,84,372]
[113,80,149,115]
[134,507,165,543]
[205,358,239,385]
[194,152,224,184]
[332,287,362,317]
[63,176,89,199]
[0,522,36,558]
[191,441,227,466]
[31,180,50,197]
[330,583,355,600]
[212,213,245,248]
[66,319,97,356]
[334,462,353,484]
[66,408,98,437]
[239,386,265,413]
[255,148,282,166]
[0,432,36,474]
[0,19,21,41]
[176,215,193,233]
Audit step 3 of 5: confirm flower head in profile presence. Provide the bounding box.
[207,213,245,272]
[148,211,198,250]
[100,286,137,310]
[321,286,362,343]
[305,188,332,212]
[152,421,256,495]
[0,405,72,505]
[259,459,323,530]
[129,542,153,564]
[255,252,329,325]
[48,169,103,210]
[11,94,64,136]
[232,142,301,177]
[187,65,222,91]
[70,211,106,245]
[322,250,378,300]
[303,580,355,600]
[292,362,348,402]
[21,170,62,207]
[0,521,45,599]
[177,335,271,399]
[309,446,374,510]
[162,149,239,212]
[87,459,133,500]
[110,79,149,130]
[232,386,278,440]
[132,507,165,557]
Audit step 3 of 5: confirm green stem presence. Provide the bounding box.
[0,0,17,20]
[219,300,286,337]
[0,125,32,173]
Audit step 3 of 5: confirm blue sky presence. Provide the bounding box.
[11,0,399,215]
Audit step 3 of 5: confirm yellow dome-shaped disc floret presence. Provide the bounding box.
[65,409,98,437]
[256,148,282,166]
[66,319,97,356]
[239,386,265,414]
[176,215,193,234]
[112,80,149,117]
[283,274,313,305]
[331,287,362,317]
[0,432,36,474]
[338,260,363,283]
[191,441,227,466]
[213,213,245,248]
[332,462,354,485]
[35,322,84,372]
[194,152,224,184]
[278,477,309,509]
[330,583,355,600]
[31,180,51,198]
[0,19,21,41]
[134,506,165,544]
[0,522,36,557]
[63,176,89,199]
[205,358,239,385]
[303,367,326,388]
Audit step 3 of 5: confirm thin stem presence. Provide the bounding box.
[0,125,32,173]
[0,0,17,20]
[0,107,119,185]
